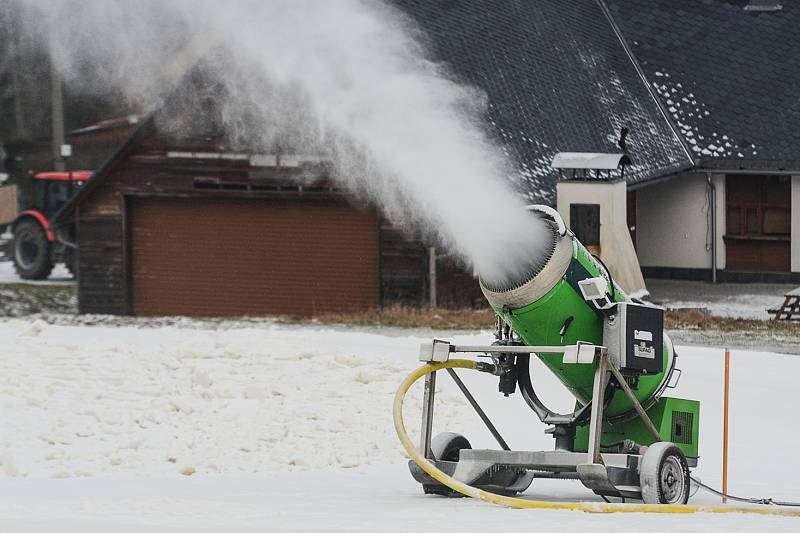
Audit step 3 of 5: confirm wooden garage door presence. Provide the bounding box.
[128,196,379,317]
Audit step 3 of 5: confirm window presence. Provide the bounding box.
[724,175,791,272]
[726,175,791,237]
[570,203,600,246]
[33,181,48,212]
[46,182,71,216]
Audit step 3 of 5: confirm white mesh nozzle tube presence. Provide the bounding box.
[479,223,573,310]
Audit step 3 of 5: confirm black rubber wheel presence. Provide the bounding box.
[640,442,691,504]
[422,433,472,497]
[12,219,54,280]
[431,432,472,462]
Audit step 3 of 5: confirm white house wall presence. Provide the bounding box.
[636,172,724,271]
[556,180,646,294]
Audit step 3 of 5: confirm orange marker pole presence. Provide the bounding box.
[722,348,731,503]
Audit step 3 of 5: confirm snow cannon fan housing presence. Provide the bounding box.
[477,206,680,424]
[478,207,566,307]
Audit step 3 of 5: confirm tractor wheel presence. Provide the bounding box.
[640,442,691,505]
[12,219,54,280]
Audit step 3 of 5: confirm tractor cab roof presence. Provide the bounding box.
[34,171,93,182]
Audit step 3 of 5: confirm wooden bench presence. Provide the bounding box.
[768,287,800,321]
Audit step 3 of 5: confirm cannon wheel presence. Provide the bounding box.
[640,442,690,505]
[422,433,472,497]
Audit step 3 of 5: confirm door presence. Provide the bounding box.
[128,196,380,317]
[627,190,637,251]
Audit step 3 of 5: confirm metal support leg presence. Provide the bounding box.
[446,368,510,451]
[576,349,620,495]
[420,369,436,459]
[586,350,608,465]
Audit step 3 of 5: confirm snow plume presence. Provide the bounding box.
[21,0,550,287]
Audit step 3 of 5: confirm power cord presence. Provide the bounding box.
[691,476,800,507]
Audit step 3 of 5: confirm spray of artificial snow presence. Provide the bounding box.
[21,0,549,287]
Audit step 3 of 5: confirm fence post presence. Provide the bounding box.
[722,348,730,503]
[428,246,437,308]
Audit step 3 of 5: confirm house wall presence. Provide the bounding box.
[636,172,724,272]
[556,179,645,294]
[793,175,800,273]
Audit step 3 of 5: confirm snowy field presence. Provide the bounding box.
[647,279,794,320]
[1,320,799,531]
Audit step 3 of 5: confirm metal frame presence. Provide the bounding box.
[416,341,672,499]
[516,353,594,426]
[419,368,436,459]
[445,368,510,451]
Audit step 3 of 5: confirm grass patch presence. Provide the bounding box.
[1,280,795,339]
[287,305,798,333]
[664,307,797,333]
[289,305,497,330]
[303,305,799,332]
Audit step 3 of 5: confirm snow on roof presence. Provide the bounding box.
[551,152,630,170]
[611,0,800,171]
[394,0,692,202]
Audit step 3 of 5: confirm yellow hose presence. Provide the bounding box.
[393,359,800,517]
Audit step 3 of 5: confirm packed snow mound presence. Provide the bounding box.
[0,321,480,478]
[2,320,800,531]
[2,318,800,509]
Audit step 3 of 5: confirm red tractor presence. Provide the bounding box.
[9,171,92,280]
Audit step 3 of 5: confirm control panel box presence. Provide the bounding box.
[603,302,663,374]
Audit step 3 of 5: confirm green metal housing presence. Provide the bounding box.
[574,396,700,458]
[490,233,700,454]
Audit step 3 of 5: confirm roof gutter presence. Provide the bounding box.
[626,169,690,191]
[595,0,695,166]
[628,166,800,192]
[696,168,800,175]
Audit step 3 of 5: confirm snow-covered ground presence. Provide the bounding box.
[1,320,799,531]
[0,260,73,284]
[647,279,795,320]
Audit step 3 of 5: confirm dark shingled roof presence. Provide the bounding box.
[396,0,800,202]
[395,0,693,203]
[608,0,800,172]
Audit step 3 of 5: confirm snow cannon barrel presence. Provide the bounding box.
[479,206,675,419]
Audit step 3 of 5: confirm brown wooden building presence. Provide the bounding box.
[54,76,481,317]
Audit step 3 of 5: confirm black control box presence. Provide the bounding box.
[603,302,664,374]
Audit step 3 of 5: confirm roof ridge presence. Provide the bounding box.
[595,0,695,167]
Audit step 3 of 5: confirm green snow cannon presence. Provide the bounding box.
[404,206,700,503]
[479,206,699,460]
